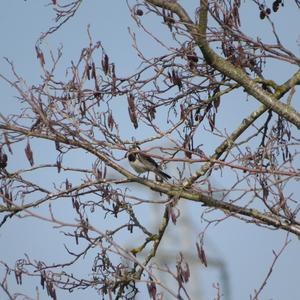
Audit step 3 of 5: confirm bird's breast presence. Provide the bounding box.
[129,156,149,173]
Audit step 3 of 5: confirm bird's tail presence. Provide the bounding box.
[155,170,171,181]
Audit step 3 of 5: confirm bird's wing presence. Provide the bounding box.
[139,152,159,168]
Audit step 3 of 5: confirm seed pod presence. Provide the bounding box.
[135,9,143,16]
[260,10,266,19]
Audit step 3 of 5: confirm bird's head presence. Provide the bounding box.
[127,143,140,161]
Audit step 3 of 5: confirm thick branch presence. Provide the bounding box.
[2,123,300,236]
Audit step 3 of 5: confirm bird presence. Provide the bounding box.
[127,145,171,181]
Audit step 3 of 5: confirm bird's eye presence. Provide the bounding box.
[128,153,136,161]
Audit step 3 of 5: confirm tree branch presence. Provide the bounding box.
[146,0,300,128]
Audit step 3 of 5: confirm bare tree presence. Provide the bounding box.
[1,0,300,299]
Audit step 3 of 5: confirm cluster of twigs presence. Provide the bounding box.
[0,0,300,299]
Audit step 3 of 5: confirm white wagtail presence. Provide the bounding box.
[128,145,171,181]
